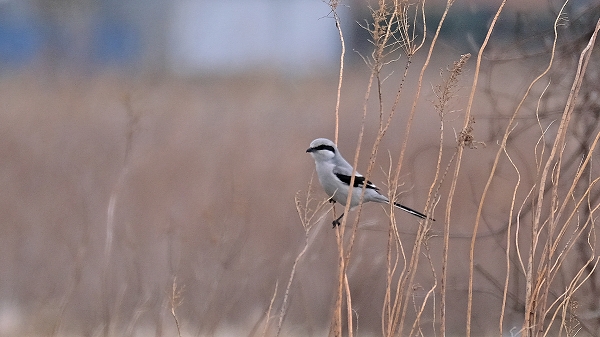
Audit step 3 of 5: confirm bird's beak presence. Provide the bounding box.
[306,147,313,153]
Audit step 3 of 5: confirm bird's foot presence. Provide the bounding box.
[332,213,344,228]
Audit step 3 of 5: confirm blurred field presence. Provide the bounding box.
[0,69,343,335]
[0,39,597,336]
[0,62,435,336]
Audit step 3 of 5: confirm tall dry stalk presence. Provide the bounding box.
[329,0,345,145]
[461,1,507,336]
[278,177,330,337]
[431,53,471,336]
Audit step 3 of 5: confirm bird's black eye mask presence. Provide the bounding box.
[308,144,335,153]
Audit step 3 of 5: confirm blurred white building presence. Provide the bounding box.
[167,0,342,75]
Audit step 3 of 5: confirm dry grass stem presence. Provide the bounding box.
[262,281,278,337]
[460,3,509,336]
[329,0,345,144]
[279,181,329,336]
[170,277,184,337]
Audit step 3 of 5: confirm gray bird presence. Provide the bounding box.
[306,138,431,227]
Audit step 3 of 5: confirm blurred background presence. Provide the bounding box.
[0,0,589,75]
[0,0,598,336]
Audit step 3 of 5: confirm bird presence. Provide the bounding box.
[306,138,432,227]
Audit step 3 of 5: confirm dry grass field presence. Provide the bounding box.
[1,2,599,337]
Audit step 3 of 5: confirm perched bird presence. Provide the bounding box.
[306,138,431,227]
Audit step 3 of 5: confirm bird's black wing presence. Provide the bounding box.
[334,173,380,191]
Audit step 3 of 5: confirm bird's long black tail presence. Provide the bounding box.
[393,202,434,221]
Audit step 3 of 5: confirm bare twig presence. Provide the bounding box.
[170,277,184,337]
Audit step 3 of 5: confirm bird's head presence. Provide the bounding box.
[306,138,337,161]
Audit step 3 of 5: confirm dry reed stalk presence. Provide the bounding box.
[329,0,345,145]
[460,1,508,335]
[279,179,329,336]
[344,274,353,336]
[326,1,349,335]
[389,0,453,334]
[170,277,183,337]
[499,132,522,336]
[430,53,470,336]
[261,281,278,337]
[408,238,438,336]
